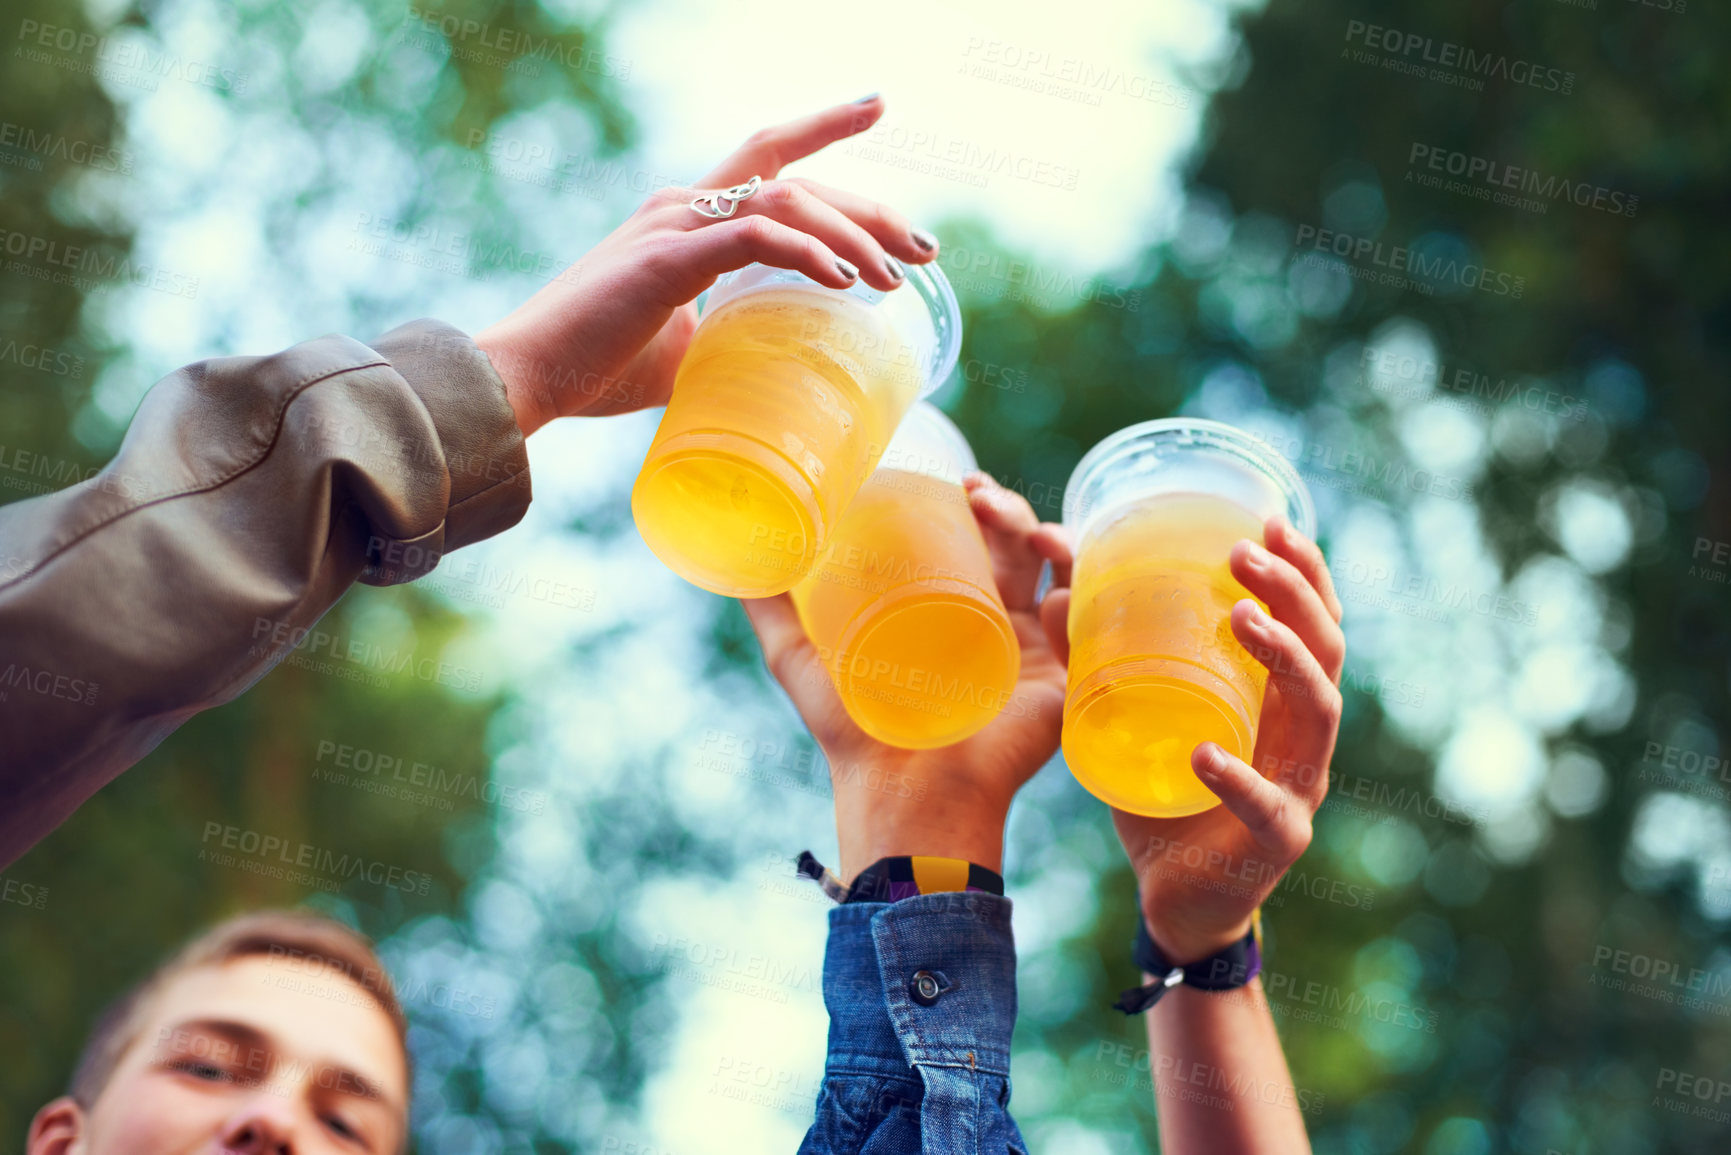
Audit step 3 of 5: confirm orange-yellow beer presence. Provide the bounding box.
[631,265,961,599]
[1063,494,1268,816]
[791,405,1017,748]
[1060,420,1315,817]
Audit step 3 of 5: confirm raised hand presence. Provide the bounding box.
[473,96,940,434]
[1041,516,1346,963]
[741,474,1071,880]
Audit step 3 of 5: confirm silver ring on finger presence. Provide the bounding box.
[690,175,763,219]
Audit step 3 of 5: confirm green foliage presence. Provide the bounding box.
[948,2,1731,1151]
[4,0,1728,1151]
[0,0,634,1140]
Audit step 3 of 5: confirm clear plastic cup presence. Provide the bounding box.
[631,262,962,598]
[791,402,1019,748]
[1060,418,1317,817]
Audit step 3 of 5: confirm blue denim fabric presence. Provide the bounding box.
[799,892,1028,1154]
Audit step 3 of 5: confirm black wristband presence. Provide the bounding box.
[1113,912,1263,1015]
[795,850,1005,905]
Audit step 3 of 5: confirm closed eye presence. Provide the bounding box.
[165,1057,237,1082]
[323,1112,372,1150]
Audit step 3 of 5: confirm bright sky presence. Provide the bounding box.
[608,0,1248,276]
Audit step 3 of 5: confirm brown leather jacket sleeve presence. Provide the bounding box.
[0,318,532,868]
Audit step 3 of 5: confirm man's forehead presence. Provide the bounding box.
[149,953,376,1013]
[138,955,407,1098]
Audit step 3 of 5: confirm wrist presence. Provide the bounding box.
[840,824,1006,885]
[474,321,562,438]
[1142,908,1255,968]
[833,764,1010,883]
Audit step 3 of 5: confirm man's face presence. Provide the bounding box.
[69,955,408,1154]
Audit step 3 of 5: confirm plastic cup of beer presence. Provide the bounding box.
[631,262,962,598]
[1060,419,1316,818]
[790,402,1019,749]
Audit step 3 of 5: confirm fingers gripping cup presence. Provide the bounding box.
[791,402,1019,749]
[631,263,962,598]
[1061,419,1316,818]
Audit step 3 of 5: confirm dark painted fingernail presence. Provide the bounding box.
[854,92,880,103]
[911,227,937,253]
[884,255,905,282]
[835,258,859,281]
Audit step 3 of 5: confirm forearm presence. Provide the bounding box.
[0,320,530,867]
[1146,978,1312,1155]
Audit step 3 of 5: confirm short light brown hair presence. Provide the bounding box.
[69,909,409,1109]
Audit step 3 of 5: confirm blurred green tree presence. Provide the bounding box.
[4,0,1728,1152]
[939,2,1730,1151]
[0,0,635,1139]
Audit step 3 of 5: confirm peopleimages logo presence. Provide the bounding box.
[313,740,549,815]
[1332,558,1539,627]
[1261,970,1441,1033]
[249,616,484,693]
[1254,431,1478,504]
[0,340,85,379]
[957,36,1192,111]
[0,877,49,910]
[937,246,1140,310]
[1359,346,1588,422]
[0,119,133,174]
[1641,740,1730,783]
[399,7,632,78]
[1268,869,1376,912]
[1588,945,1731,1017]
[0,661,99,706]
[199,822,433,895]
[847,124,1081,191]
[1294,225,1525,299]
[0,227,200,299]
[1406,143,1637,217]
[15,18,249,94]
[1342,19,1575,95]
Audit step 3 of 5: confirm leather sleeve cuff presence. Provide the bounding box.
[365,318,532,581]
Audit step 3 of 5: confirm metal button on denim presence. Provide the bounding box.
[804,899,1027,1150]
